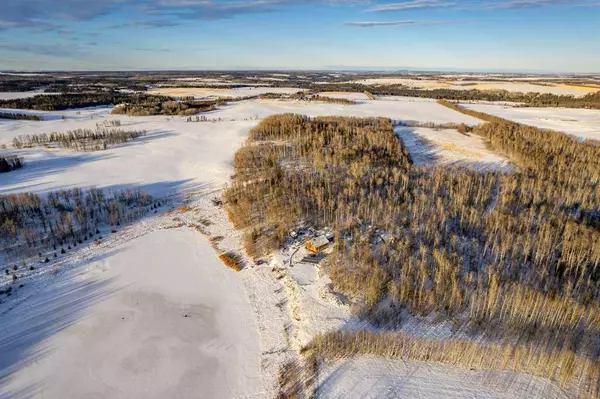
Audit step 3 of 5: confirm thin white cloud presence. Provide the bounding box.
[367,0,456,12]
[0,43,88,57]
[489,0,586,9]
[109,20,181,29]
[345,19,464,27]
[367,0,599,12]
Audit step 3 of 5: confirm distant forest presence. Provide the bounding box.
[0,93,170,111]
[4,86,599,113]
[0,91,252,116]
[2,72,600,112]
[313,83,600,109]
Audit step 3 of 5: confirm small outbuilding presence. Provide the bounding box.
[306,235,330,254]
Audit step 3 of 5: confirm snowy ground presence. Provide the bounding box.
[0,98,481,196]
[0,96,571,398]
[345,78,599,97]
[0,228,264,399]
[0,106,251,196]
[317,92,371,101]
[148,87,302,99]
[462,103,600,141]
[0,91,56,101]
[318,357,569,399]
[395,126,512,171]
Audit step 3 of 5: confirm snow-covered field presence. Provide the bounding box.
[0,107,251,196]
[346,78,599,97]
[148,87,302,99]
[395,126,512,171]
[0,96,572,398]
[318,357,569,399]
[317,92,371,101]
[0,91,56,100]
[462,103,600,141]
[0,98,481,197]
[0,228,264,398]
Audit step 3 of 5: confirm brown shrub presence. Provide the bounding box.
[219,252,243,272]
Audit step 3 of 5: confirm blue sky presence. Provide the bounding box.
[1,0,599,72]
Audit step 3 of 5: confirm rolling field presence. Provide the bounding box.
[462,103,600,141]
[0,94,586,398]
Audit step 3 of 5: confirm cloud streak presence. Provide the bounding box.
[109,20,181,29]
[0,43,88,57]
[489,0,582,9]
[345,19,464,27]
[367,0,457,12]
[366,0,599,12]
[0,0,369,32]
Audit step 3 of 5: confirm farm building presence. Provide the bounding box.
[306,235,330,253]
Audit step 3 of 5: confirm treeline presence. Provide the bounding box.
[112,94,262,117]
[0,112,42,121]
[224,114,600,394]
[313,83,600,109]
[0,93,136,111]
[285,91,357,104]
[0,188,158,262]
[0,93,183,112]
[12,127,147,151]
[0,156,24,173]
[0,73,156,93]
[307,95,356,105]
[394,119,472,133]
[111,97,219,116]
[0,76,62,92]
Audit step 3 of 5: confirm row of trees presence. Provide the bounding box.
[0,93,143,111]
[12,127,147,151]
[0,92,203,112]
[0,156,24,173]
[0,112,42,121]
[224,113,600,394]
[0,188,157,262]
[289,93,357,105]
[111,97,219,116]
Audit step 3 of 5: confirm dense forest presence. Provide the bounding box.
[0,92,226,116]
[0,156,24,173]
[0,112,43,121]
[225,113,600,396]
[0,76,63,92]
[0,93,149,111]
[0,73,153,92]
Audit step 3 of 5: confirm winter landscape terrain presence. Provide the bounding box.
[0,70,599,399]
